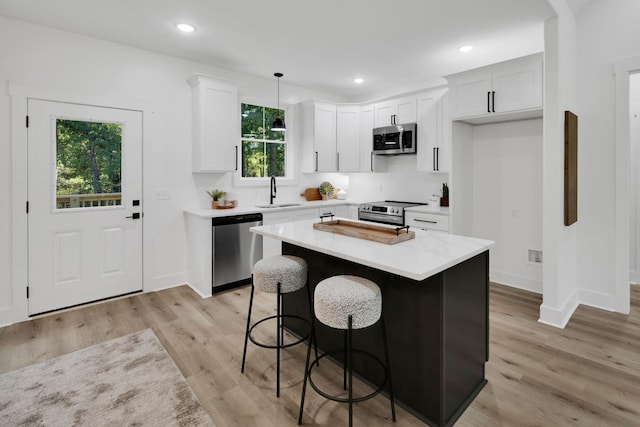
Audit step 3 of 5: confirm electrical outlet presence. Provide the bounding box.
[528,249,543,264]
[511,208,519,219]
[155,189,171,200]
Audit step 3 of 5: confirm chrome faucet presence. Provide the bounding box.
[270,175,276,204]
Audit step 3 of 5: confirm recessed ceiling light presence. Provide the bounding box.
[175,23,196,33]
[353,78,364,84]
[459,45,474,53]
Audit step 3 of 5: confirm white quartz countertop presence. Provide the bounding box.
[250,218,494,281]
[184,199,356,218]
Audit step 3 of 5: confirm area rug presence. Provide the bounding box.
[0,329,215,426]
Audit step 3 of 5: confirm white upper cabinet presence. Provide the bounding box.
[302,101,337,172]
[374,96,417,127]
[302,101,385,173]
[416,87,450,172]
[336,105,361,172]
[187,74,239,173]
[359,104,386,172]
[446,53,543,121]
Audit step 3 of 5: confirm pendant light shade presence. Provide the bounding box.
[271,72,286,132]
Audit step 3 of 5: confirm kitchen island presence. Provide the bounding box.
[250,218,494,427]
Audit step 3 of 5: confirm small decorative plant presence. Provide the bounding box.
[206,189,226,201]
[207,189,227,208]
[319,182,334,200]
[440,183,449,207]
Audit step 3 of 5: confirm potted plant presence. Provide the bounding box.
[207,189,226,208]
[318,182,333,201]
[440,183,449,207]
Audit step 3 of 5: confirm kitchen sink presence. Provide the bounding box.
[256,203,303,209]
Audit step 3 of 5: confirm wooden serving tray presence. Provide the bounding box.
[313,219,415,245]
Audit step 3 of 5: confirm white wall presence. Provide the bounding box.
[472,119,543,292]
[574,0,640,312]
[347,155,445,204]
[538,2,579,328]
[0,16,348,325]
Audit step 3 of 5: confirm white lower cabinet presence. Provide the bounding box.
[262,205,343,258]
[405,211,449,232]
[334,205,350,218]
[347,205,359,220]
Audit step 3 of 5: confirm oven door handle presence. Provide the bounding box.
[358,211,404,226]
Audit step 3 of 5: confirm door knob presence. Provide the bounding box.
[126,212,141,219]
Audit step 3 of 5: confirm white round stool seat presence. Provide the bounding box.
[314,275,381,330]
[253,255,307,294]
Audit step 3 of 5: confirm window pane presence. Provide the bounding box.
[242,140,265,177]
[55,119,122,209]
[241,104,265,139]
[266,142,285,177]
[241,103,286,178]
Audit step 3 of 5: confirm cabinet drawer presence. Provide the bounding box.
[406,212,449,232]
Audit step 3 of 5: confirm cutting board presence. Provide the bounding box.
[300,187,340,201]
[313,219,415,245]
[301,187,321,201]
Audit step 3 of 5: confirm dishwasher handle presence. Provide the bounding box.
[212,213,263,226]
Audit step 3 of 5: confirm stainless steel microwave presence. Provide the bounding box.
[372,122,417,155]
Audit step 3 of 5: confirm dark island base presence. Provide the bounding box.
[282,242,489,427]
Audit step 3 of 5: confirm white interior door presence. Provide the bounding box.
[27,99,143,315]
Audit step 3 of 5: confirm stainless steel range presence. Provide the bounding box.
[358,200,425,226]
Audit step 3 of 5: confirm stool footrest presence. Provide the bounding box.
[248,314,311,350]
[307,348,388,404]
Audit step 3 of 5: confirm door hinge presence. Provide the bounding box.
[26,286,29,299]
[25,115,29,128]
[26,201,29,213]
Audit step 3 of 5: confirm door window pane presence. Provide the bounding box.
[55,119,122,209]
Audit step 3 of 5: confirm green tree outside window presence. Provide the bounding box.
[241,103,286,177]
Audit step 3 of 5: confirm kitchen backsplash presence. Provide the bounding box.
[191,155,444,209]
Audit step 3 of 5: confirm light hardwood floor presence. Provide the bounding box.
[1,283,639,426]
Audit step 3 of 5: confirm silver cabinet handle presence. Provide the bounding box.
[414,218,437,224]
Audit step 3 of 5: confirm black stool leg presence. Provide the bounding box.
[305,276,319,365]
[276,282,282,397]
[348,315,353,427]
[343,329,348,390]
[241,277,255,373]
[298,318,315,424]
[381,312,396,422]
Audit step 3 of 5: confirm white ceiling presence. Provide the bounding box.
[0,0,559,101]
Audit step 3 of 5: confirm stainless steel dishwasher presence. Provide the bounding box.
[212,212,263,292]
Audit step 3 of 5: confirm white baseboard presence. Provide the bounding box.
[538,289,579,329]
[490,270,542,294]
[576,288,616,312]
[631,269,639,285]
[145,271,188,293]
[186,282,212,299]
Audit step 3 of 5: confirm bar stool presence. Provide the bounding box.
[298,275,396,426]
[241,255,316,397]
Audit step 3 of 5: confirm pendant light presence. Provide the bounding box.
[271,72,286,132]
